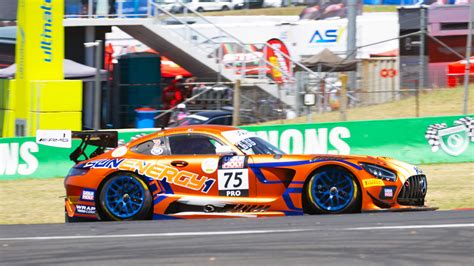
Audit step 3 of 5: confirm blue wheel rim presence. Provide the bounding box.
[310,169,354,212]
[104,176,145,219]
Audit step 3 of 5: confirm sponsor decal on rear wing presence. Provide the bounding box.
[36,130,118,163]
[36,130,72,148]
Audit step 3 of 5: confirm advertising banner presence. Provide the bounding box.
[265,38,291,84]
[242,115,474,164]
[1,115,472,180]
[8,0,83,137]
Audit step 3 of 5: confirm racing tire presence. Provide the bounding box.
[196,7,204,12]
[98,173,152,221]
[303,166,361,214]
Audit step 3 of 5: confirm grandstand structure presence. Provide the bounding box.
[63,1,311,110]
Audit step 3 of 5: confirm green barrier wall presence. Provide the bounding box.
[0,129,156,180]
[242,115,474,165]
[1,115,472,180]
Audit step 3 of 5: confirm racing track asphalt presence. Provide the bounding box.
[1,210,473,265]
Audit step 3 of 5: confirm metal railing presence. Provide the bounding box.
[148,0,318,83]
[64,0,318,85]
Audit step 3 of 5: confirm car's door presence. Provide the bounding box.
[247,155,289,199]
[160,133,257,198]
[128,135,215,195]
[206,0,219,10]
[213,0,226,10]
[197,0,212,11]
[220,129,288,199]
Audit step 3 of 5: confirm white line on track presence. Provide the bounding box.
[0,229,308,241]
[1,223,472,242]
[346,223,474,230]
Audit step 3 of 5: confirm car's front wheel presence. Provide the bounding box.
[99,173,152,221]
[304,166,361,214]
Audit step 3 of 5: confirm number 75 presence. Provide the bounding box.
[224,171,242,188]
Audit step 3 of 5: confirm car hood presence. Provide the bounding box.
[303,154,421,180]
[377,157,422,178]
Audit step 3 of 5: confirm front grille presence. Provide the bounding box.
[397,175,427,206]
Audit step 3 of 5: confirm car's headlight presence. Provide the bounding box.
[360,163,397,182]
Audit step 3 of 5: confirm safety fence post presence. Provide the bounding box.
[232,80,241,126]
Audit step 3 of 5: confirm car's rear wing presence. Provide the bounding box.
[70,131,118,163]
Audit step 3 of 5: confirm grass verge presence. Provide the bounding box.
[0,162,472,224]
[0,178,65,224]
[260,86,474,125]
[423,163,474,210]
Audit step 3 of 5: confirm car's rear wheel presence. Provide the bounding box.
[99,173,152,221]
[196,7,204,12]
[304,166,360,214]
[222,5,230,11]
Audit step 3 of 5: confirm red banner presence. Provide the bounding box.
[265,38,291,84]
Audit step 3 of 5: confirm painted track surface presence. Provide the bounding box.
[1,210,473,265]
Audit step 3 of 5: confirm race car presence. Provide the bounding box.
[64,125,431,222]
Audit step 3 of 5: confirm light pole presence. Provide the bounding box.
[84,40,103,130]
[346,0,357,121]
[463,2,473,114]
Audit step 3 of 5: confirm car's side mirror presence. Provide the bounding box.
[215,145,236,155]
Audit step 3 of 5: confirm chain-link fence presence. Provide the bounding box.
[99,75,472,129]
[150,81,289,127]
[63,1,472,128]
[83,58,474,128]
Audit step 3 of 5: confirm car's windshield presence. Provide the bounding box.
[221,130,285,155]
[236,136,284,155]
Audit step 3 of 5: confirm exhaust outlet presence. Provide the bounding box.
[203,204,216,213]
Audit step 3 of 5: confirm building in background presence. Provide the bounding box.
[399,3,473,90]
[0,0,17,21]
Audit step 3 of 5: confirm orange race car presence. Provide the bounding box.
[64,125,431,222]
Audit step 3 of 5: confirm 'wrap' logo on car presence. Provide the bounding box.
[76,205,96,215]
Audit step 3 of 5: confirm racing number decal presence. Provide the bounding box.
[218,169,249,197]
[224,171,242,188]
[218,156,249,197]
